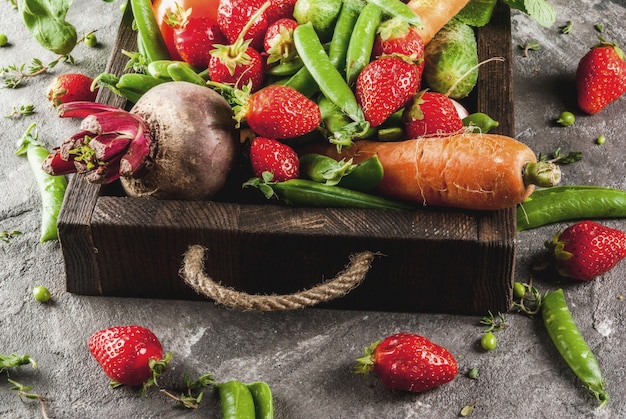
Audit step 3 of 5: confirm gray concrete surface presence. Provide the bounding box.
[1,0,625,417]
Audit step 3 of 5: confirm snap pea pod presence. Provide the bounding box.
[542,289,608,408]
[317,94,371,148]
[15,123,67,243]
[116,73,167,103]
[266,58,304,77]
[462,112,499,133]
[147,60,178,80]
[244,176,415,211]
[328,0,366,73]
[365,0,423,28]
[217,381,256,419]
[300,153,384,193]
[516,185,626,231]
[283,66,319,97]
[294,22,364,123]
[246,381,274,419]
[345,2,382,86]
[130,0,170,62]
[166,62,206,85]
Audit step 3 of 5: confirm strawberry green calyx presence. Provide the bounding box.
[353,340,381,375]
[593,37,625,61]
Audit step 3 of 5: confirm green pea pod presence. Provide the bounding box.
[542,289,608,408]
[244,176,415,211]
[366,0,423,29]
[300,153,357,186]
[246,381,274,419]
[294,22,364,123]
[462,112,499,133]
[130,0,170,62]
[328,0,366,74]
[147,60,178,80]
[317,95,372,148]
[217,381,256,419]
[116,73,167,103]
[338,155,384,193]
[16,0,77,55]
[283,66,319,97]
[516,185,626,231]
[15,124,67,242]
[345,2,383,86]
[265,58,304,77]
[166,62,206,86]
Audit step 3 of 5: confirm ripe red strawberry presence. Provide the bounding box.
[167,5,227,70]
[355,332,458,393]
[372,17,425,67]
[547,220,626,281]
[249,137,299,181]
[47,73,98,107]
[356,55,420,127]
[576,39,626,114]
[402,90,464,138]
[236,84,321,139]
[217,0,269,51]
[264,18,299,65]
[266,0,297,24]
[88,325,169,389]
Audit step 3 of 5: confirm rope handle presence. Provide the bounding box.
[180,245,377,311]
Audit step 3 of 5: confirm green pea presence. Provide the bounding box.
[596,135,606,145]
[84,33,97,47]
[0,34,8,47]
[467,367,479,379]
[513,282,527,300]
[556,111,575,126]
[480,332,497,351]
[33,286,51,303]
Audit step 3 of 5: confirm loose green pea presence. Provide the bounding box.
[467,367,479,379]
[596,135,606,145]
[513,282,526,299]
[85,33,97,47]
[0,34,8,47]
[556,111,575,127]
[480,332,497,351]
[33,286,51,303]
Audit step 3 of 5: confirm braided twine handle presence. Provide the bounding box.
[180,245,377,311]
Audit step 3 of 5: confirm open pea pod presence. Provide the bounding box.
[17,0,77,55]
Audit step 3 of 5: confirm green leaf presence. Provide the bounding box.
[503,0,556,28]
[16,0,77,55]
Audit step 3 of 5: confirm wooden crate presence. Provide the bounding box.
[58,4,516,315]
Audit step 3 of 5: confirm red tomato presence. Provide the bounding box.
[152,0,220,61]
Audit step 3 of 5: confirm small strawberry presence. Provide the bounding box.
[47,73,98,107]
[576,39,626,114]
[217,0,269,51]
[210,1,270,91]
[355,55,421,127]
[166,4,227,69]
[263,18,299,65]
[249,136,299,181]
[88,325,170,391]
[402,90,464,138]
[547,220,626,281]
[355,332,458,393]
[266,0,297,24]
[211,82,321,139]
[372,17,425,67]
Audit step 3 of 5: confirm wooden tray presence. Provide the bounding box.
[58,3,516,314]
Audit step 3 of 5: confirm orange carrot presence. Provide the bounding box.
[305,133,561,211]
[407,0,471,44]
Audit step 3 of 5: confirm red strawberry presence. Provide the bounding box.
[547,220,626,281]
[576,39,626,114]
[266,0,297,24]
[402,90,464,138]
[88,325,169,389]
[167,4,227,70]
[355,332,458,393]
[356,55,421,127]
[217,0,269,51]
[47,73,98,107]
[235,84,321,139]
[264,18,299,65]
[372,17,425,66]
[249,137,299,181]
